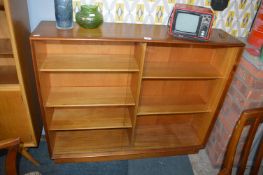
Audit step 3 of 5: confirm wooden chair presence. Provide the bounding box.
[219,108,263,175]
[0,140,39,167]
[0,138,20,175]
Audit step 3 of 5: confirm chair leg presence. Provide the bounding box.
[20,147,40,166]
[6,145,19,175]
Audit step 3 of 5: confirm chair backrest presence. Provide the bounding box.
[0,138,20,175]
[219,108,263,175]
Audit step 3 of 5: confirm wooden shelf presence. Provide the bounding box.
[143,62,223,79]
[138,94,210,115]
[53,129,130,157]
[49,107,132,130]
[138,104,210,115]
[46,87,135,107]
[0,84,20,91]
[0,65,18,84]
[40,54,139,72]
[135,115,201,149]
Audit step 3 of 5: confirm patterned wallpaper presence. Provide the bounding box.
[73,0,261,37]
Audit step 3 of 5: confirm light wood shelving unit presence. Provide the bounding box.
[0,0,42,164]
[30,22,244,163]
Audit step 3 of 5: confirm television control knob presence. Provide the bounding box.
[204,18,209,23]
[201,25,208,31]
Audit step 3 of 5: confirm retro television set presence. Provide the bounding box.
[168,4,214,41]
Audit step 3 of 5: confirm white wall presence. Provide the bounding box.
[27,0,55,31]
[27,0,259,37]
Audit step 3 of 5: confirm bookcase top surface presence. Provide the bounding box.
[31,21,244,47]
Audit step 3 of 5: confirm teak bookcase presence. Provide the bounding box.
[0,0,42,158]
[30,21,244,163]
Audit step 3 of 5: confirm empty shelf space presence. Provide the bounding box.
[46,87,135,107]
[0,57,15,65]
[0,66,18,84]
[138,95,210,115]
[143,62,223,79]
[40,54,139,72]
[139,79,217,115]
[49,107,132,130]
[52,129,130,157]
[135,124,200,148]
[135,115,202,149]
[0,39,13,57]
[0,5,4,11]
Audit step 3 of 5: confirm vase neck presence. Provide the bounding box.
[81,5,98,13]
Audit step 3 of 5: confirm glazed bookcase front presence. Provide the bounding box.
[30,22,244,163]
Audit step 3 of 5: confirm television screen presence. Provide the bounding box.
[175,13,199,33]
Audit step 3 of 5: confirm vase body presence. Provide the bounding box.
[54,0,73,29]
[76,5,103,29]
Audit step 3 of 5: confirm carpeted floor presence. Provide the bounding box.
[0,139,194,175]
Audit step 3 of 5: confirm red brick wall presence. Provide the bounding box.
[206,55,263,167]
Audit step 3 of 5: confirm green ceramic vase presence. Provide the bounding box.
[76,5,103,29]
